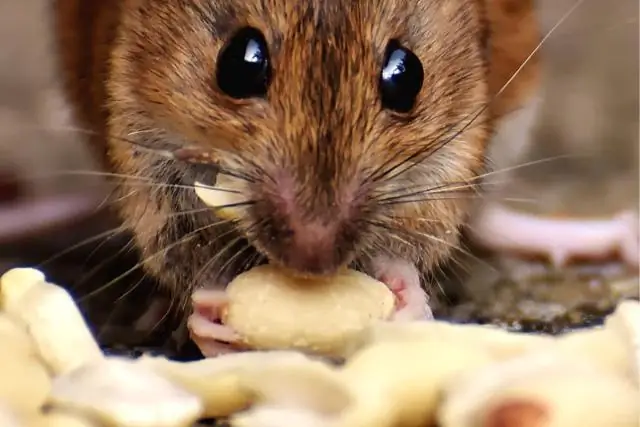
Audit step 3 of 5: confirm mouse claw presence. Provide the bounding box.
[188,289,246,357]
[372,256,434,321]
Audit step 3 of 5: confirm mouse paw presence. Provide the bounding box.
[371,256,433,321]
[188,289,247,357]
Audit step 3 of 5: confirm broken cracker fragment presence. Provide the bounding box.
[0,350,52,417]
[438,351,640,427]
[28,410,99,427]
[137,351,332,419]
[236,356,351,415]
[232,405,333,427]
[335,340,495,427]
[550,326,630,380]
[603,299,640,385]
[221,264,395,358]
[0,268,46,304]
[0,313,35,360]
[0,268,103,376]
[0,404,23,427]
[349,319,554,360]
[50,357,203,427]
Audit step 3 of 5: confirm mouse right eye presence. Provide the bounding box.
[216,27,272,99]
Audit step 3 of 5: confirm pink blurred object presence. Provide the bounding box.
[0,191,104,244]
[468,202,639,270]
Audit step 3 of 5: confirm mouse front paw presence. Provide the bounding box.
[188,289,247,357]
[371,256,434,321]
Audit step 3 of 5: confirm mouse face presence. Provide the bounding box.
[106,0,491,294]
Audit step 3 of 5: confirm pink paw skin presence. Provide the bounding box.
[188,258,433,358]
[468,202,640,270]
[370,256,434,321]
[188,289,247,357]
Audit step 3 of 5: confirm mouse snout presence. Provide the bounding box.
[253,173,362,276]
[279,218,341,274]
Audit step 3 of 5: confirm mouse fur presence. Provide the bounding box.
[52,0,541,305]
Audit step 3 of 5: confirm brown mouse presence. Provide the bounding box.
[51,0,540,355]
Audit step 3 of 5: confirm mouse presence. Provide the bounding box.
[51,0,540,356]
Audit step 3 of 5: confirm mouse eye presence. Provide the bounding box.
[216,27,272,99]
[379,40,424,113]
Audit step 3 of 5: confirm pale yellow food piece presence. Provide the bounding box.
[236,356,351,415]
[137,351,319,418]
[222,265,395,357]
[194,176,247,220]
[0,404,23,427]
[551,326,630,380]
[28,410,99,427]
[439,351,640,427]
[232,405,333,427]
[0,268,46,304]
[0,350,52,417]
[350,319,554,360]
[603,299,640,385]
[358,318,634,382]
[50,357,203,427]
[0,313,35,359]
[334,340,495,427]
[0,268,103,376]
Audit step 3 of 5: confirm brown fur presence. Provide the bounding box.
[51,0,540,300]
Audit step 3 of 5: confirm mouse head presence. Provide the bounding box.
[107,0,494,288]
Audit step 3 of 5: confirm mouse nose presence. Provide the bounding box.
[278,218,343,275]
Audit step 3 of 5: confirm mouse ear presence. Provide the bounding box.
[480,0,541,118]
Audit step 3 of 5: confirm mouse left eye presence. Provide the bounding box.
[379,40,424,113]
[216,27,272,99]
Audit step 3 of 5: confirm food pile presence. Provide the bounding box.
[0,267,639,427]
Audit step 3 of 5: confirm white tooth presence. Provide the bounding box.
[194,177,245,220]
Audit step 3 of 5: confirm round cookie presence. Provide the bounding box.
[222,265,395,357]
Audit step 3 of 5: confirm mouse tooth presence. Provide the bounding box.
[193,179,245,219]
[50,357,203,427]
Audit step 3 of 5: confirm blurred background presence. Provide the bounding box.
[0,0,637,351]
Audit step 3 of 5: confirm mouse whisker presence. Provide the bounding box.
[409,229,497,273]
[69,238,139,299]
[364,217,496,275]
[370,0,587,186]
[374,152,577,205]
[37,225,129,268]
[17,169,148,184]
[44,123,256,183]
[374,104,488,184]
[379,194,538,206]
[21,168,248,196]
[188,218,266,294]
[77,214,242,301]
